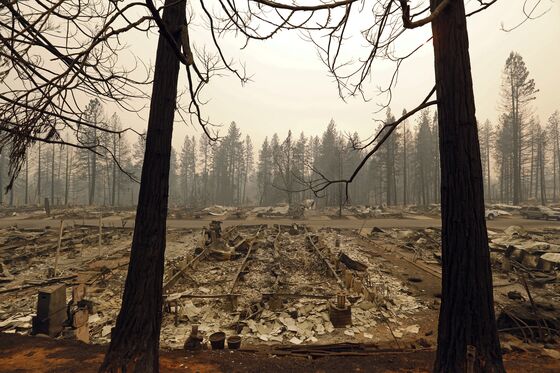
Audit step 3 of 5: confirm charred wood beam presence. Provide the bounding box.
[305,232,345,290]
[228,225,265,294]
[163,246,211,292]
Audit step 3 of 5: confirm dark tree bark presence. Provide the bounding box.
[431,0,505,372]
[99,0,185,371]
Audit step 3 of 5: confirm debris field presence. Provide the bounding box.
[160,222,424,349]
[0,208,559,362]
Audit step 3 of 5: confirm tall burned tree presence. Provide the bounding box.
[109,113,122,207]
[415,110,434,206]
[257,137,273,205]
[242,135,254,204]
[428,1,502,370]
[198,134,211,206]
[547,111,560,202]
[180,135,197,206]
[479,120,493,202]
[274,130,296,205]
[534,122,547,205]
[383,110,398,206]
[82,99,104,205]
[500,52,537,205]
[100,0,186,369]
[402,109,409,205]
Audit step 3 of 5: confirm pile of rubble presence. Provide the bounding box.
[159,222,425,349]
[372,224,560,349]
[489,226,560,272]
[253,205,290,218]
[0,221,134,340]
[0,224,127,271]
[345,205,404,219]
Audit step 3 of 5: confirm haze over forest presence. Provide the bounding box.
[1,1,559,210]
[120,0,559,151]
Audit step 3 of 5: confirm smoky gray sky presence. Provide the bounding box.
[117,0,560,151]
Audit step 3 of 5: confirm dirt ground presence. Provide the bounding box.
[1,333,559,373]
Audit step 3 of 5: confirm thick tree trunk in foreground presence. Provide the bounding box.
[431,1,505,372]
[99,1,185,372]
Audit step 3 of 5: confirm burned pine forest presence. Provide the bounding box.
[0,1,559,373]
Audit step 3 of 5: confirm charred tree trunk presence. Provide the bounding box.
[511,83,521,205]
[431,0,504,372]
[539,137,546,205]
[99,0,185,371]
